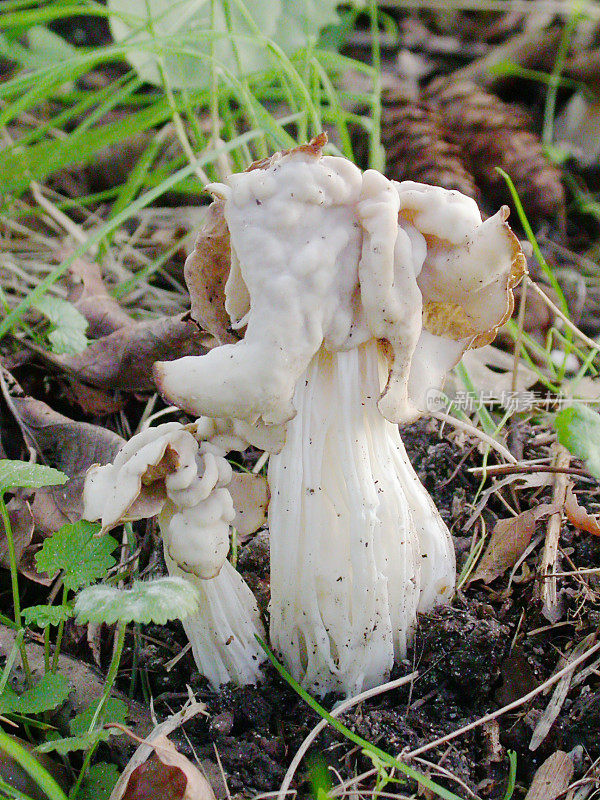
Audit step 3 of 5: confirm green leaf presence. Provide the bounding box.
[0,673,70,715]
[554,404,600,478]
[107,0,339,89]
[78,762,121,800]
[75,576,201,624]
[35,521,118,591]
[33,295,89,355]
[0,460,67,494]
[70,697,128,736]
[37,729,117,755]
[22,605,73,629]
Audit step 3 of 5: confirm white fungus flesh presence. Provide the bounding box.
[82,420,266,688]
[151,137,525,697]
[268,340,454,696]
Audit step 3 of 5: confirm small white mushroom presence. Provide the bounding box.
[82,420,266,687]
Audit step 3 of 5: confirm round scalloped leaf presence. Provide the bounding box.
[0,460,67,494]
[74,577,201,625]
[107,0,339,89]
[22,604,72,628]
[554,404,600,479]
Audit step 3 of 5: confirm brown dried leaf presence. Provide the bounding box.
[122,753,187,800]
[66,253,134,338]
[63,379,124,417]
[6,392,124,522]
[470,504,555,584]
[119,736,215,800]
[524,751,574,800]
[228,472,269,536]
[564,485,600,537]
[35,314,206,392]
[184,201,236,345]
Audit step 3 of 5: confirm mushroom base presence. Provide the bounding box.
[164,551,266,688]
[268,340,455,697]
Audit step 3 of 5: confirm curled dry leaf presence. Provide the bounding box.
[564,485,600,537]
[470,504,556,585]
[184,200,236,345]
[456,344,538,399]
[228,472,269,536]
[118,735,215,800]
[33,314,206,392]
[66,253,134,338]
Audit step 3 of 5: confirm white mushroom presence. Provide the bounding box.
[82,420,266,688]
[153,137,525,696]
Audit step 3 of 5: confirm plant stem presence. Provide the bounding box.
[71,622,127,799]
[44,627,50,674]
[0,493,32,686]
[51,585,68,673]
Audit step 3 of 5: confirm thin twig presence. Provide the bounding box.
[538,443,571,623]
[428,410,517,464]
[527,278,600,352]
[469,463,588,478]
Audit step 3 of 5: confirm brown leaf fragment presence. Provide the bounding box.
[228,472,269,536]
[247,132,327,172]
[122,753,187,800]
[5,391,124,522]
[64,378,124,417]
[470,504,555,584]
[524,751,574,800]
[34,314,206,392]
[66,253,134,338]
[564,485,600,537]
[184,201,236,346]
[118,736,215,800]
[0,498,34,569]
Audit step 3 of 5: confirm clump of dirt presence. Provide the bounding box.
[416,604,509,704]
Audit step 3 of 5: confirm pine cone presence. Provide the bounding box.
[381,91,479,197]
[426,79,565,223]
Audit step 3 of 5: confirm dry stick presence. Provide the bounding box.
[30,182,88,246]
[529,632,597,751]
[526,278,600,352]
[538,443,571,623]
[428,410,518,464]
[404,638,600,759]
[469,463,588,478]
[277,672,418,800]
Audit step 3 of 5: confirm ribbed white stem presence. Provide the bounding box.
[164,551,266,689]
[268,340,455,697]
